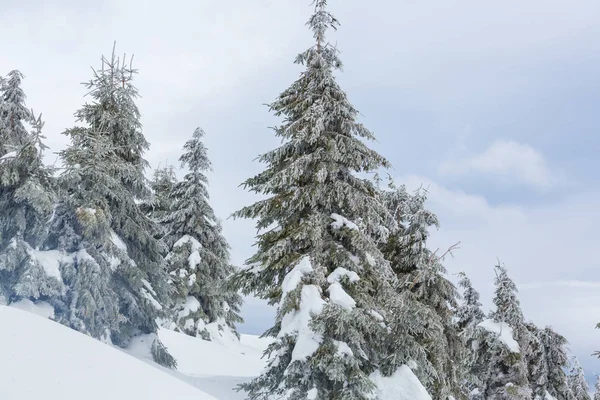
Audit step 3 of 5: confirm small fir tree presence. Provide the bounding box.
[233,1,396,398]
[593,375,600,400]
[456,272,487,398]
[523,323,549,399]
[538,326,571,400]
[567,358,591,400]
[161,127,242,339]
[480,264,531,400]
[139,165,178,244]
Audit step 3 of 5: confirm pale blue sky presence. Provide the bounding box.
[2,0,600,385]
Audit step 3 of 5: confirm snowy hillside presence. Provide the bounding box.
[0,305,216,400]
[0,304,433,400]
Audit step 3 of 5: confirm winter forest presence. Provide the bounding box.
[1,1,598,400]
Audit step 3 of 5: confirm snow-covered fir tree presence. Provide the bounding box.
[478,264,531,400]
[381,185,466,400]
[567,358,591,400]
[233,1,399,398]
[593,376,600,400]
[523,323,549,399]
[0,70,58,306]
[45,48,174,367]
[141,165,178,223]
[456,272,487,398]
[538,326,571,400]
[160,127,242,340]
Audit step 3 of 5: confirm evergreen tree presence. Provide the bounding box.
[490,265,525,340]
[538,327,571,400]
[523,323,549,399]
[141,165,178,220]
[140,165,178,243]
[567,358,591,400]
[0,70,58,306]
[456,272,487,398]
[480,264,531,400]
[45,48,174,367]
[233,1,396,398]
[381,186,466,400]
[593,376,600,400]
[161,127,242,340]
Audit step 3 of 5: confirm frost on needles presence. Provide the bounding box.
[0,70,58,305]
[381,186,466,400]
[157,127,242,340]
[44,48,175,367]
[233,1,399,398]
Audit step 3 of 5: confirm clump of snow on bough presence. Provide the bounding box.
[478,319,520,353]
[330,213,359,230]
[277,257,325,362]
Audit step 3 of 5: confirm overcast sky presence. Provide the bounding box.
[3,0,600,384]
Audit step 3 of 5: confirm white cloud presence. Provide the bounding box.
[518,280,600,290]
[439,140,557,190]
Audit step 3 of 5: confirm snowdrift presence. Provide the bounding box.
[0,305,216,400]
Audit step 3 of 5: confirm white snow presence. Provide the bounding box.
[173,235,203,270]
[478,318,520,353]
[330,213,359,230]
[281,256,313,296]
[174,234,202,250]
[328,282,356,310]
[188,249,201,270]
[334,340,354,357]
[9,299,55,319]
[0,305,217,400]
[327,267,360,284]
[0,151,16,161]
[142,288,163,310]
[279,284,325,362]
[0,284,433,400]
[29,249,65,281]
[369,365,432,400]
[544,391,558,400]
[370,310,384,321]
[110,230,127,251]
[179,296,201,319]
[365,252,376,266]
[307,387,319,399]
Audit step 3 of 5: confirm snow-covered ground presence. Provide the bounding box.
[0,305,216,400]
[1,303,432,400]
[127,325,270,399]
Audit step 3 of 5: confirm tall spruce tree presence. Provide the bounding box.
[233,1,397,398]
[567,358,591,400]
[45,48,174,367]
[161,127,242,340]
[480,264,531,400]
[381,186,466,400]
[0,70,58,306]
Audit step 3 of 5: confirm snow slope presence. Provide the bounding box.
[1,303,433,400]
[0,305,216,400]
[129,326,432,400]
[127,326,270,399]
